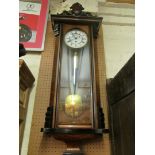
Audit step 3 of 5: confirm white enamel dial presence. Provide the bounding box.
[64,29,88,49]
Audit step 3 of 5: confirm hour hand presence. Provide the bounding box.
[66,38,71,43]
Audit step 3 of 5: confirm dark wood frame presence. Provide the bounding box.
[41,1,106,136]
[53,24,97,130]
[41,2,107,155]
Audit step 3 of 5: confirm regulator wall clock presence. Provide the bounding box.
[41,3,108,155]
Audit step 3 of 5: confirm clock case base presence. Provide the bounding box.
[41,106,108,142]
[41,107,107,155]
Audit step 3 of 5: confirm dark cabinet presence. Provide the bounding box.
[107,54,135,155]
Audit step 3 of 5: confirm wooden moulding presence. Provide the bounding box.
[51,2,103,38]
[107,0,135,4]
[19,59,35,153]
[19,59,35,89]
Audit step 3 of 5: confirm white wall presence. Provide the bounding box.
[98,2,135,78]
[103,25,135,78]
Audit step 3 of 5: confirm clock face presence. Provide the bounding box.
[64,29,88,49]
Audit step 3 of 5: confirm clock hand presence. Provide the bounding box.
[67,39,71,42]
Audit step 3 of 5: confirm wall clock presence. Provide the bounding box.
[41,3,108,155]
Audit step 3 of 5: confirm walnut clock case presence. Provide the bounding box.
[41,3,108,155]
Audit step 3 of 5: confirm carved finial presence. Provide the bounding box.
[70,2,84,16]
[52,2,102,38]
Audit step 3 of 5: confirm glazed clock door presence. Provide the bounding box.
[54,24,97,129]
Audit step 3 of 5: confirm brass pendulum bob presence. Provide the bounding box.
[65,50,82,118]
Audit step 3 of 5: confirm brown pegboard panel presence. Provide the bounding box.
[28,22,111,155]
[94,27,109,130]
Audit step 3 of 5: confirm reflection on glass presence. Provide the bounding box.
[56,29,93,128]
[65,49,83,118]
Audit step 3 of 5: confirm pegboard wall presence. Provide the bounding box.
[28,22,111,155]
